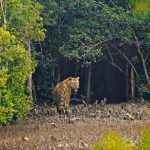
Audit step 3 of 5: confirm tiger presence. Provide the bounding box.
[53,77,80,115]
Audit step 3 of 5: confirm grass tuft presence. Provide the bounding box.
[89,129,134,150]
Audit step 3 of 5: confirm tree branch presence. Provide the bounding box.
[133,32,150,88]
[107,46,124,73]
[0,0,6,23]
[7,15,13,28]
[108,41,139,77]
[88,39,110,50]
[144,49,149,62]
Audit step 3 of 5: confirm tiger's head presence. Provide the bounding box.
[68,77,80,92]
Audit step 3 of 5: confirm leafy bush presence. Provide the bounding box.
[0,28,32,126]
[89,129,133,150]
[137,126,150,150]
[89,125,150,150]
[145,103,150,118]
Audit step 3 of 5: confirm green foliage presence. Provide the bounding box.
[127,0,150,17]
[0,28,32,126]
[137,126,150,150]
[89,125,150,150]
[56,1,140,65]
[146,104,150,118]
[37,0,60,26]
[0,0,46,44]
[33,50,56,99]
[89,129,133,150]
[59,0,104,65]
[0,0,46,125]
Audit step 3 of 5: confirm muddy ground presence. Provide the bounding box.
[0,103,150,150]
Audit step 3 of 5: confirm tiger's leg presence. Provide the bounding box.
[64,102,71,123]
[57,106,66,124]
[57,100,65,117]
[57,106,64,115]
[64,100,70,115]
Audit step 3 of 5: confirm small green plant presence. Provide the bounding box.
[136,126,150,150]
[145,103,150,118]
[89,125,150,150]
[89,129,134,150]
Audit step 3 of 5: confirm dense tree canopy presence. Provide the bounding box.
[0,0,45,43]
[0,0,45,126]
[0,28,32,125]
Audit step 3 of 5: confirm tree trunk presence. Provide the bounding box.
[0,1,6,24]
[131,66,135,100]
[75,63,80,76]
[134,32,150,88]
[138,50,150,88]
[28,40,33,100]
[126,63,129,100]
[86,65,92,103]
[57,63,60,82]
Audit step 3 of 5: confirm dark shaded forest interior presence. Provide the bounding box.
[33,54,150,104]
[57,59,127,103]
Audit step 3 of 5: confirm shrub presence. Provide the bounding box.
[0,28,32,126]
[89,129,134,150]
[89,125,150,150]
[136,126,150,150]
[145,103,150,117]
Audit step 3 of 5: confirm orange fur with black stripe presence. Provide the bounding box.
[53,77,80,115]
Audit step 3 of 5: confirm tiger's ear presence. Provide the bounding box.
[68,77,72,80]
[77,77,80,80]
